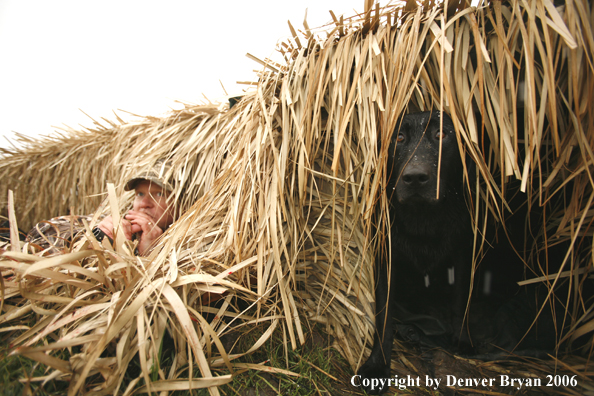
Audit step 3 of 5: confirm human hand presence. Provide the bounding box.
[124,210,163,255]
[97,215,140,242]
[97,216,115,240]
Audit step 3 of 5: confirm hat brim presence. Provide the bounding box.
[124,177,173,192]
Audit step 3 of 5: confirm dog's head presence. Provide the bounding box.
[387,111,463,205]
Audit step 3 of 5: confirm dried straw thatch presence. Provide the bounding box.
[2,0,594,394]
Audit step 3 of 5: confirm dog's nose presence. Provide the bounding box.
[402,163,431,184]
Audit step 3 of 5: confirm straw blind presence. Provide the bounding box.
[1,1,593,394]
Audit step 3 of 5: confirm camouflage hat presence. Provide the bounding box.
[124,161,175,192]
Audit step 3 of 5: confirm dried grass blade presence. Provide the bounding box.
[7,190,19,252]
[13,349,71,374]
[132,376,233,393]
[21,250,96,277]
[160,283,219,396]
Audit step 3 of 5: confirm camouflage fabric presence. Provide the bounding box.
[0,220,25,243]
[125,160,174,192]
[26,215,95,254]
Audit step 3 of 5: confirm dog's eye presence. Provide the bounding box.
[435,130,447,140]
[396,133,405,143]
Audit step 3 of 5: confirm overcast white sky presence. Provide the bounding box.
[0,0,367,149]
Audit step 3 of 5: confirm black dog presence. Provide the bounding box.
[357,111,474,394]
[356,111,568,394]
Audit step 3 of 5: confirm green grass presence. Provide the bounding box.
[0,347,70,395]
[172,324,357,396]
[0,322,359,396]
